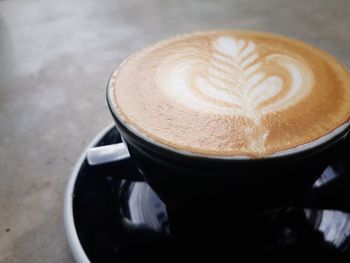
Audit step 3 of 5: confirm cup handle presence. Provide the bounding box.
[87,143,143,181]
[87,143,130,166]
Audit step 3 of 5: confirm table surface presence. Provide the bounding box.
[0,0,349,262]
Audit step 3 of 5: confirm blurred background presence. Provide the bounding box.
[0,0,349,262]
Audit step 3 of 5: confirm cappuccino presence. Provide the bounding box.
[111,31,350,157]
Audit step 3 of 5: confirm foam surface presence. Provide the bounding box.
[111,31,350,157]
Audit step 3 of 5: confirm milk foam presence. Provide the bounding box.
[111,31,350,157]
[158,36,313,120]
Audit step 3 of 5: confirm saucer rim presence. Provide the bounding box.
[63,123,116,263]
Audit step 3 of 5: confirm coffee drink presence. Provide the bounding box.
[110,30,350,157]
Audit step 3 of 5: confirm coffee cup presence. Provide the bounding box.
[88,30,350,213]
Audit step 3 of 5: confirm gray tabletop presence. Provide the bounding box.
[0,0,349,262]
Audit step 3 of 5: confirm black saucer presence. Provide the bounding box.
[65,125,350,262]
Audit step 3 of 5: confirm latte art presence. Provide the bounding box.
[159,36,314,120]
[111,31,350,157]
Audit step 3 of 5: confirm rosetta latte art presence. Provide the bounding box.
[156,36,315,152]
[160,36,313,123]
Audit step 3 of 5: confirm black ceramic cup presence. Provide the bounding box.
[86,73,350,216]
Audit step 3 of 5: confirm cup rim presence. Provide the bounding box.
[106,66,350,163]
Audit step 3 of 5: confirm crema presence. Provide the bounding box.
[111,31,350,157]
